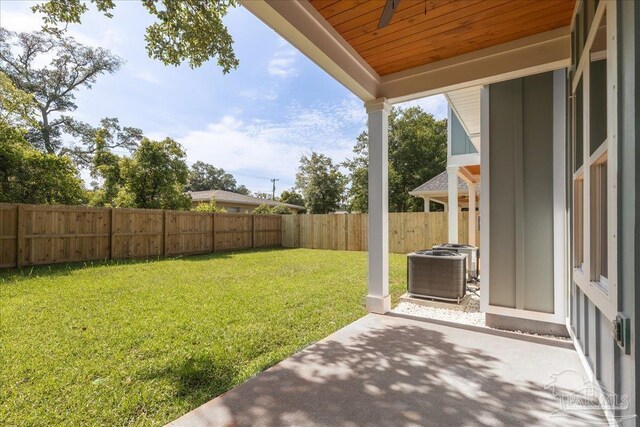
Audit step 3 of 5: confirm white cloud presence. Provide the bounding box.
[0,9,44,32]
[398,94,448,119]
[0,7,125,53]
[239,89,278,101]
[267,39,298,78]
[176,95,366,192]
[131,69,161,84]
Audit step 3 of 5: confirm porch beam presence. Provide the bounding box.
[381,27,570,103]
[365,98,392,314]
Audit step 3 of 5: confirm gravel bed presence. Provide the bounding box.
[392,296,486,327]
[392,294,570,341]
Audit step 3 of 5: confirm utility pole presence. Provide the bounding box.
[270,178,279,200]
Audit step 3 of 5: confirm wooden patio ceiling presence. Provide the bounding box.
[309,0,576,76]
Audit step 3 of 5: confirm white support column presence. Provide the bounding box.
[423,197,431,212]
[447,165,460,243]
[468,182,477,246]
[365,98,391,314]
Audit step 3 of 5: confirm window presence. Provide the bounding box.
[570,0,616,318]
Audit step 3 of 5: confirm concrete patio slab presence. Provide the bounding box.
[168,313,603,427]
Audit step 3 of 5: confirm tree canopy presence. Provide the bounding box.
[252,204,294,215]
[279,189,305,208]
[0,122,86,205]
[32,0,239,73]
[0,29,123,160]
[187,161,247,194]
[88,137,192,210]
[344,106,447,213]
[296,152,346,214]
[115,138,192,210]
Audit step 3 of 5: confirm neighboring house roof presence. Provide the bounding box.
[409,171,468,195]
[187,190,305,210]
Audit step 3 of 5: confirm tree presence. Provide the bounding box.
[344,106,447,212]
[0,71,37,127]
[0,29,123,158]
[64,117,142,167]
[295,152,346,214]
[235,185,250,195]
[187,161,242,192]
[278,189,304,207]
[0,122,86,205]
[113,138,192,210]
[32,0,239,73]
[342,132,369,213]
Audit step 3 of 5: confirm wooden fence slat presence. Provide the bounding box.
[16,205,24,268]
[163,211,168,256]
[1,204,477,267]
[281,211,479,254]
[0,203,283,269]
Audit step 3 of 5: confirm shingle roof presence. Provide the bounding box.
[187,189,305,210]
[410,171,468,194]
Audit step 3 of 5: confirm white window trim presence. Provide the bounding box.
[570,0,617,322]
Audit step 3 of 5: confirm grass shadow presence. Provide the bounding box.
[0,249,297,283]
[139,355,242,409]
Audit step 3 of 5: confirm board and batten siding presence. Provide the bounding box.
[480,69,566,326]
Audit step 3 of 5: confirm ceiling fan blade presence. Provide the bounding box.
[377,0,401,29]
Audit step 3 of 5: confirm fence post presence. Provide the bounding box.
[163,210,168,257]
[211,212,216,252]
[252,214,256,248]
[16,204,24,268]
[211,213,215,253]
[344,214,349,251]
[110,208,117,260]
[108,208,113,260]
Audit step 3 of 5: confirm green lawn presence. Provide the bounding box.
[0,248,407,426]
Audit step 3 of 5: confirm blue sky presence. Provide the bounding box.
[0,1,447,195]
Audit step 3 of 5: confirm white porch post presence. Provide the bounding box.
[447,165,460,243]
[365,98,391,314]
[423,197,431,212]
[468,182,477,246]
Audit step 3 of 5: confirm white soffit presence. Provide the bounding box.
[445,86,482,150]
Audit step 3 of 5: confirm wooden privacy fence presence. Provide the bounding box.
[0,203,282,269]
[282,211,478,254]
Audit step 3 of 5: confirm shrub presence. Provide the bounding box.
[252,204,295,215]
[193,199,227,213]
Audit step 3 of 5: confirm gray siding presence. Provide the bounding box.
[487,72,556,313]
[451,109,477,155]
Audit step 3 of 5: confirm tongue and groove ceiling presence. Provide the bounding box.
[309,0,576,76]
